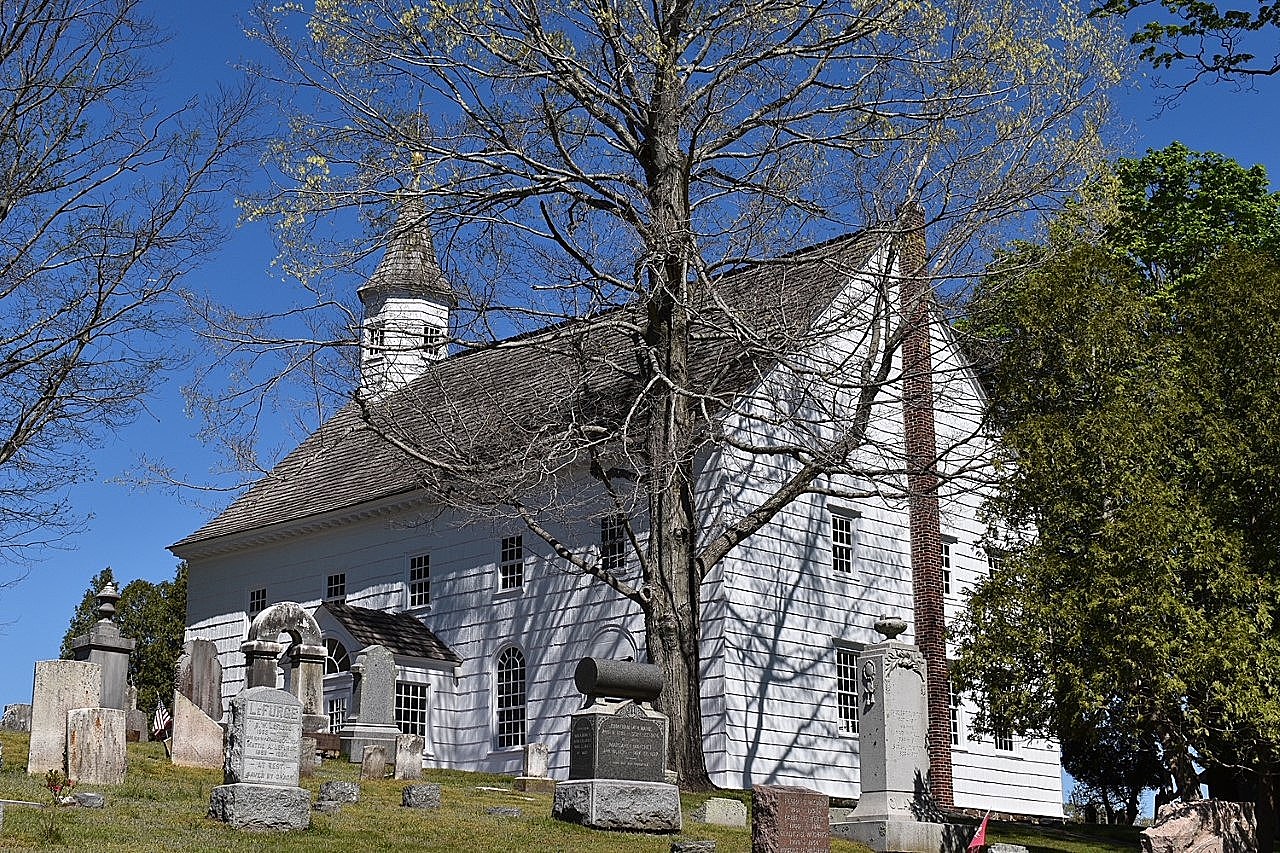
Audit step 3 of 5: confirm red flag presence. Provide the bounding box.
[967,812,990,851]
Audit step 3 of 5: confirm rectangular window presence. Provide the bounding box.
[994,723,1014,752]
[831,510,857,574]
[941,540,952,595]
[326,572,346,601]
[327,697,347,731]
[499,535,524,590]
[395,681,429,737]
[408,554,430,607]
[367,323,386,358]
[601,514,627,573]
[423,325,444,359]
[987,548,1006,575]
[836,646,859,736]
[248,587,267,617]
[950,680,962,746]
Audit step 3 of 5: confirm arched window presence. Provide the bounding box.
[325,638,351,675]
[495,646,526,749]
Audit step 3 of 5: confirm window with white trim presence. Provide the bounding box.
[325,638,351,675]
[836,645,859,736]
[940,540,952,594]
[367,322,386,360]
[423,325,444,359]
[499,535,524,590]
[831,510,858,575]
[327,696,347,730]
[395,681,429,737]
[408,554,430,607]
[993,722,1014,752]
[495,647,526,749]
[601,515,627,573]
[326,572,346,601]
[248,587,267,617]
[950,679,962,745]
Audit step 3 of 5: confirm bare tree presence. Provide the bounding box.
[200,0,1125,787]
[0,0,256,555]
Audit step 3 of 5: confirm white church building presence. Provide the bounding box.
[171,209,1064,817]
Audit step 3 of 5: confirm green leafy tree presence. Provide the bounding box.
[955,144,1280,846]
[1092,0,1280,82]
[61,564,188,714]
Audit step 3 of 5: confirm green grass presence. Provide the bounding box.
[0,731,1140,851]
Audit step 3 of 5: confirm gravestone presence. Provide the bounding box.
[208,686,311,831]
[124,686,148,743]
[66,707,127,785]
[692,797,748,828]
[2,703,32,732]
[170,691,224,769]
[830,616,969,853]
[360,744,388,780]
[27,659,101,775]
[394,734,424,780]
[176,639,223,720]
[338,645,402,761]
[69,582,136,711]
[300,736,317,777]
[553,657,681,833]
[515,741,555,793]
[240,603,327,733]
[752,785,830,853]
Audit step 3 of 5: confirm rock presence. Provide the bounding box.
[1140,800,1257,853]
[486,806,523,817]
[672,841,716,853]
[402,783,442,809]
[318,781,361,804]
[691,796,747,828]
[208,783,311,832]
[73,792,106,808]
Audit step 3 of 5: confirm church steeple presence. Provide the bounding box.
[358,197,455,394]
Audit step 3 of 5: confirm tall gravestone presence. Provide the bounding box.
[171,639,225,769]
[240,603,327,734]
[69,582,136,711]
[208,686,311,831]
[338,645,402,762]
[831,617,968,853]
[27,660,101,775]
[552,657,681,833]
[67,707,127,785]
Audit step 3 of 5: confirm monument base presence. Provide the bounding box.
[514,775,556,794]
[830,818,972,853]
[209,783,312,831]
[552,779,681,832]
[338,722,402,763]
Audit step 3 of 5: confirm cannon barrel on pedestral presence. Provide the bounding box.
[573,657,662,703]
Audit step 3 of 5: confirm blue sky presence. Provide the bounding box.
[1,0,1277,721]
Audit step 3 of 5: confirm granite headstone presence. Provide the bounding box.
[1,703,31,732]
[338,645,402,761]
[176,638,223,721]
[751,785,830,853]
[208,686,311,831]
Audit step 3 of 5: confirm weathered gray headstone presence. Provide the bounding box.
[241,603,327,733]
[487,806,523,817]
[692,797,748,828]
[300,736,317,777]
[318,781,361,804]
[74,792,106,808]
[553,657,681,834]
[515,741,555,793]
[208,686,311,832]
[176,638,223,721]
[27,659,101,775]
[402,783,442,809]
[338,645,402,761]
[1140,800,1257,853]
[830,618,971,853]
[672,842,716,853]
[170,691,224,770]
[66,707,127,785]
[1,703,32,732]
[69,583,136,711]
[361,744,388,780]
[751,785,830,853]
[394,734,424,780]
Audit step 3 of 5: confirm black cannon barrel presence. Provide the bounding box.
[573,657,662,701]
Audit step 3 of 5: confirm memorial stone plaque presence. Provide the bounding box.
[569,708,667,782]
[225,686,303,787]
[751,785,830,853]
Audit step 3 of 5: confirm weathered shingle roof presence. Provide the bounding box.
[358,198,457,307]
[320,600,461,663]
[171,230,882,554]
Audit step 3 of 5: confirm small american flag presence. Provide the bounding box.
[152,700,172,739]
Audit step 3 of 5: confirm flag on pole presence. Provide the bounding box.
[152,699,172,740]
[967,811,990,851]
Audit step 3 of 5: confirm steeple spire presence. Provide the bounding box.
[358,195,454,394]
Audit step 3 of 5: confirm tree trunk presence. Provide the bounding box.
[1258,771,1277,853]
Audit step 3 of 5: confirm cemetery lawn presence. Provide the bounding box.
[0,731,1140,851]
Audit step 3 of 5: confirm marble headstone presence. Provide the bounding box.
[394,734,424,780]
[338,645,402,761]
[66,707,127,785]
[176,639,223,720]
[1,703,32,732]
[27,660,101,775]
[209,686,311,831]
